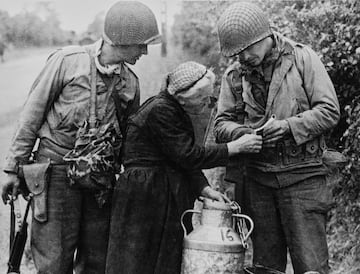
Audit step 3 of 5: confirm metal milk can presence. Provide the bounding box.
[180,198,254,274]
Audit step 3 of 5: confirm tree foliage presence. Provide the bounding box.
[0,3,71,47]
[86,12,105,39]
[274,0,360,148]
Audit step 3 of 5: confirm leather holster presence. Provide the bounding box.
[21,161,51,223]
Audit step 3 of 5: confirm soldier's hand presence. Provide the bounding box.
[227,133,262,156]
[231,127,255,140]
[1,173,20,204]
[263,119,290,145]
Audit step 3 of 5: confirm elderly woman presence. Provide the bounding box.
[105,62,262,274]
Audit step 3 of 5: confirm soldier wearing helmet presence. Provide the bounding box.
[214,2,340,274]
[1,1,160,273]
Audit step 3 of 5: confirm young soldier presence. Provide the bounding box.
[1,2,160,273]
[214,3,340,274]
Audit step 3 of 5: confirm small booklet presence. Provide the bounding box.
[255,114,276,135]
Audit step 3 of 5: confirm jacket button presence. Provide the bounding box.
[292,149,296,153]
[311,145,315,150]
[35,183,39,187]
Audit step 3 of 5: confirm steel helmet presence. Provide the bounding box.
[103,1,161,46]
[217,2,272,57]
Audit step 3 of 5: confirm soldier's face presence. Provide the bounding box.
[238,36,273,67]
[114,44,148,65]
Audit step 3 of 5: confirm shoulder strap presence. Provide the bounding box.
[89,55,97,128]
[111,66,127,135]
[97,65,127,135]
[88,53,122,129]
[227,67,246,123]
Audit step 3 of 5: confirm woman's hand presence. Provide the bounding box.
[227,133,262,156]
[200,186,225,202]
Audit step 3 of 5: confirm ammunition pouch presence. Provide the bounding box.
[230,136,327,173]
[19,161,51,223]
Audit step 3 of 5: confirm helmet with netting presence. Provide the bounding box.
[217,2,272,57]
[103,1,161,46]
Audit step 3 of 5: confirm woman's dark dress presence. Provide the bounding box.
[106,91,229,274]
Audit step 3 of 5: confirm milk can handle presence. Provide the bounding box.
[232,213,254,241]
[180,209,201,237]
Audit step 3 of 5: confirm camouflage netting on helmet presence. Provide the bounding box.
[63,122,121,207]
[104,1,161,45]
[217,2,272,57]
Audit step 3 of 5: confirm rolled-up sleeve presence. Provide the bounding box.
[4,51,65,172]
[286,46,340,145]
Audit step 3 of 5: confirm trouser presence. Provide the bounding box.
[243,175,331,274]
[30,165,111,274]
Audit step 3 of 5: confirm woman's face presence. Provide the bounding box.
[175,73,215,115]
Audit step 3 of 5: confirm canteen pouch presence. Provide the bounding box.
[21,161,51,223]
[322,148,346,169]
[63,122,121,208]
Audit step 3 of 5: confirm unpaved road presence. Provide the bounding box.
[0,48,54,273]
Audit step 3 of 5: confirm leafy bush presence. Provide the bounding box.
[172,1,230,78]
[330,95,360,273]
[276,0,360,148]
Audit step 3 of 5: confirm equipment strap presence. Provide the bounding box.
[89,56,97,128]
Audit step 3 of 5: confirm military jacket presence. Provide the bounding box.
[214,32,340,176]
[4,42,140,173]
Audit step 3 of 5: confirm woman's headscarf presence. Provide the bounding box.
[164,61,215,114]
